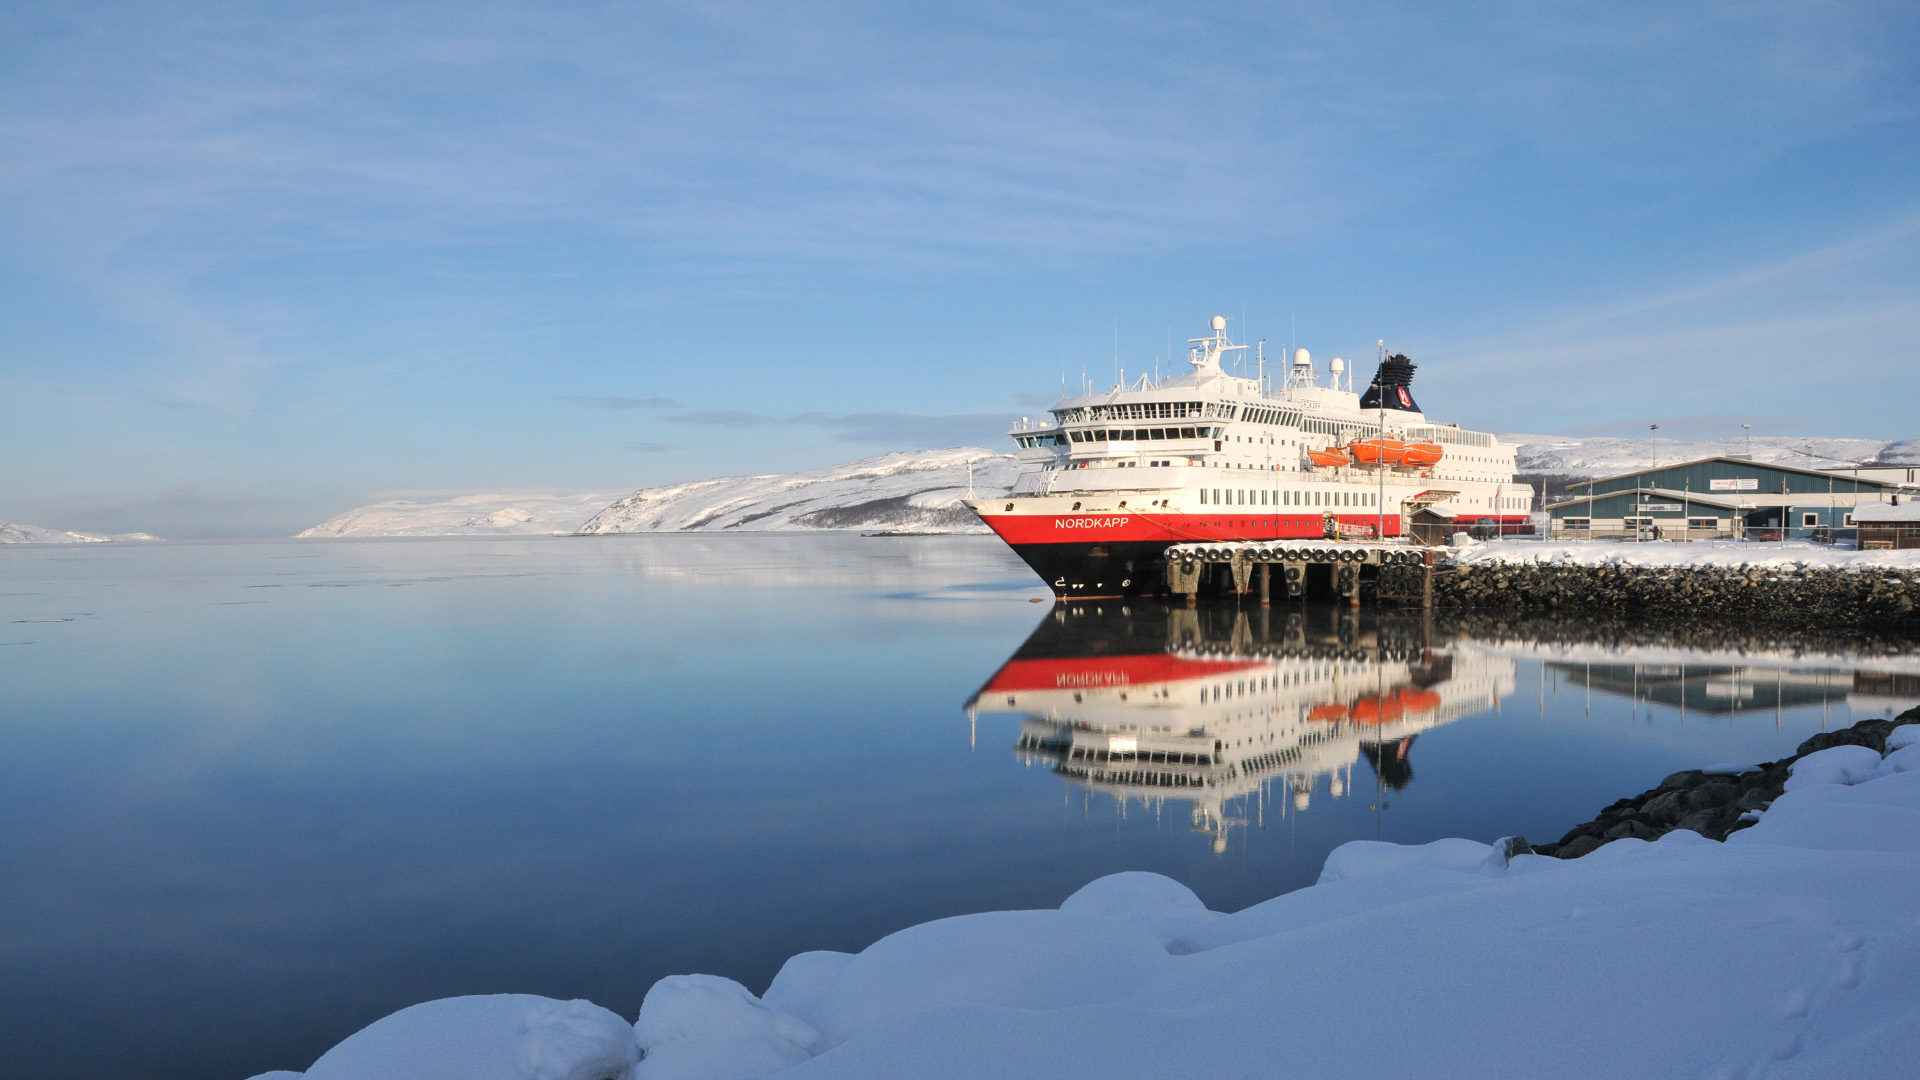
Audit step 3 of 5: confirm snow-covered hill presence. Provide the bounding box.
[1502,433,1907,477]
[296,490,627,538]
[294,434,1915,540]
[578,449,1020,535]
[1,521,110,544]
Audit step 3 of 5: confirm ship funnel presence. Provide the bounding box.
[1211,315,1227,331]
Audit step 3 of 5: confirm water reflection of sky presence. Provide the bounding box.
[2,536,1915,1080]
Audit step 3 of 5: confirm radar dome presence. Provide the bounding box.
[1330,357,1345,375]
[1292,347,1311,367]
[1292,790,1311,812]
[1211,315,1227,331]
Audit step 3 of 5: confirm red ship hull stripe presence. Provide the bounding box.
[981,655,1269,693]
[975,511,1533,545]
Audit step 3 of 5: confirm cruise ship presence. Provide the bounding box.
[965,316,1533,597]
[967,604,1515,852]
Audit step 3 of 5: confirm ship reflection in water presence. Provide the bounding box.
[967,604,1516,852]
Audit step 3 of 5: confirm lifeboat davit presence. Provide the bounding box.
[1307,447,1352,468]
[1348,438,1410,466]
[1401,442,1444,467]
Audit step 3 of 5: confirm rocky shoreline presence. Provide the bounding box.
[1527,707,1920,859]
[1430,562,1920,631]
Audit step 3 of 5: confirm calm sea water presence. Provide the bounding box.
[2,535,1914,1080]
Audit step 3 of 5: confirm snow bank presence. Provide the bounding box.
[1449,537,1920,571]
[635,976,820,1080]
[297,490,627,538]
[257,995,637,1080]
[260,719,1920,1080]
[577,449,1018,535]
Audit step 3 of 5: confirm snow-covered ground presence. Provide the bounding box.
[0,522,158,544]
[251,720,1920,1080]
[296,491,629,538]
[1502,433,1913,476]
[1449,538,1920,571]
[577,449,1020,535]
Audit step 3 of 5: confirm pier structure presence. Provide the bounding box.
[1163,539,1436,608]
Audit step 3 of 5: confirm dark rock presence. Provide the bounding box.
[1796,728,1882,757]
[1687,782,1740,810]
[1641,789,1690,824]
[1601,819,1660,842]
[1660,770,1705,790]
[1674,809,1719,835]
[1557,835,1605,859]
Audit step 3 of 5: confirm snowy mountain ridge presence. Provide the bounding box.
[0,522,159,544]
[577,448,1021,535]
[296,490,629,538]
[0,521,110,544]
[293,434,1917,539]
[1503,433,1915,476]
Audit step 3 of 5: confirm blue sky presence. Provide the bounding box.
[3,1,1917,536]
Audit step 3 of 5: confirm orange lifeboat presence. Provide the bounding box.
[1348,438,1410,466]
[1349,693,1407,725]
[1401,442,1444,467]
[1399,688,1442,714]
[1307,446,1352,468]
[1306,703,1349,723]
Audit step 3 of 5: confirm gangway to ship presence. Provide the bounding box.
[1163,538,1436,608]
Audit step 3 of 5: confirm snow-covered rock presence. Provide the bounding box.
[0,521,111,544]
[577,449,1018,535]
[634,976,821,1080]
[1056,871,1221,947]
[253,995,638,1080]
[296,491,627,538]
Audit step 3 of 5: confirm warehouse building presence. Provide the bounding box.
[1546,457,1918,542]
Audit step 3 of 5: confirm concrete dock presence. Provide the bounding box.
[1163,539,1436,607]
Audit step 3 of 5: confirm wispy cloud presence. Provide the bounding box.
[666,409,1009,446]
[557,395,678,410]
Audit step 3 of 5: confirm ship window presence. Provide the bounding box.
[1069,430,1083,442]
[1094,430,1108,441]
[1150,428,1165,440]
[1212,489,1221,504]
[1181,427,1196,438]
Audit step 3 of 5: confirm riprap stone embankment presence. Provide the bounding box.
[1432,558,1920,631]
[1533,709,1919,859]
